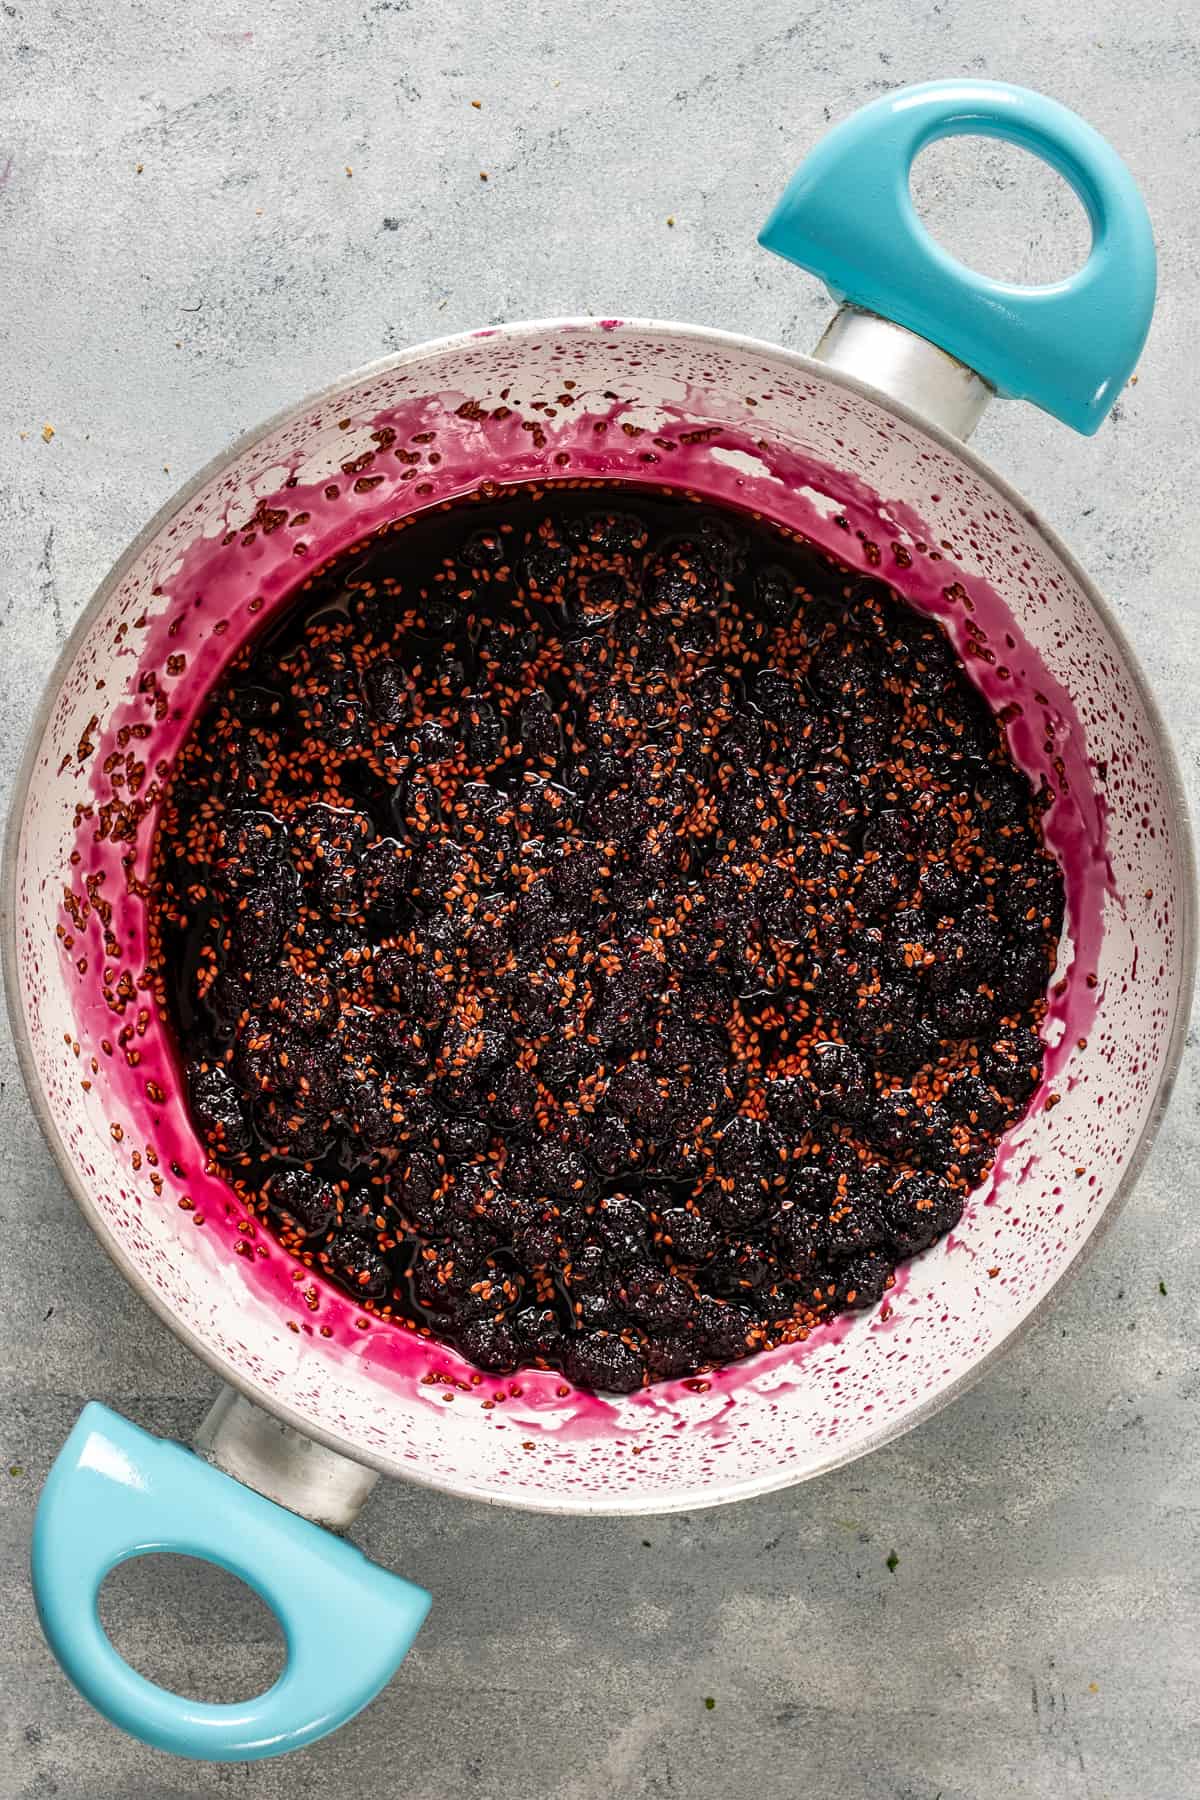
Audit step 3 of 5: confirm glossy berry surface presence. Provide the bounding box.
[150,482,1062,1392]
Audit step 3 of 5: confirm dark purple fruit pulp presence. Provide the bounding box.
[149,481,1063,1393]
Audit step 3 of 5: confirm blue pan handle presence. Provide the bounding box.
[32,1403,430,1761]
[758,79,1156,434]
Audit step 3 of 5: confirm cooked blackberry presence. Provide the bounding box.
[644,1331,700,1381]
[264,966,339,1039]
[713,1173,773,1228]
[714,1114,775,1177]
[595,1194,650,1262]
[486,1066,539,1133]
[361,657,410,724]
[659,1205,718,1265]
[944,1073,1006,1133]
[936,985,997,1036]
[186,1063,252,1158]
[325,1229,390,1300]
[153,481,1061,1392]
[228,884,285,967]
[265,1170,339,1240]
[882,1172,964,1255]
[606,1063,670,1133]
[975,765,1029,830]
[1004,940,1053,1009]
[694,1298,756,1361]
[512,1303,563,1357]
[562,1330,645,1394]
[459,1313,520,1373]
[817,1189,888,1259]
[789,1161,839,1208]
[211,808,287,894]
[618,1262,696,1328]
[919,859,968,917]
[772,1201,823,1274]
[808,1041,870,1118]
[835,1252,892,1310]
[708,1234,777,1298]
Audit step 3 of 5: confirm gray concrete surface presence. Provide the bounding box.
[2,2,1198,1795]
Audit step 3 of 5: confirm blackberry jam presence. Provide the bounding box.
[149,482,1064,1393]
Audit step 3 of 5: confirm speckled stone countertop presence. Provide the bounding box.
[2,4,1198,1796]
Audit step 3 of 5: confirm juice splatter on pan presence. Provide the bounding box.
[148,481,1064,1393]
